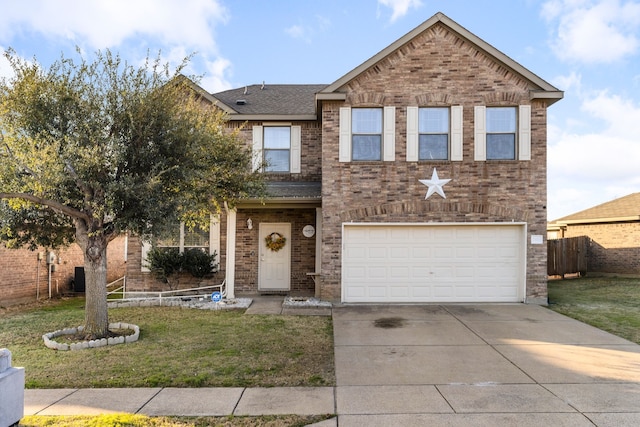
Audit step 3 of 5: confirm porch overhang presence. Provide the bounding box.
[238,181,322,209]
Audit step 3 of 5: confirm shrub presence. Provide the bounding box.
[147,247,217,288]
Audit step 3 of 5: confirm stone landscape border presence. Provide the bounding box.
[42,323,140,351]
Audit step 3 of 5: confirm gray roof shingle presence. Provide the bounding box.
[212,84,327,116]
[265,182,321,199]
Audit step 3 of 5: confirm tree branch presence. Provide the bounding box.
[0,192,91,222]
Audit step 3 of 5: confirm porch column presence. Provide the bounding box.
[225,205,237,298]
[315,207,323,298]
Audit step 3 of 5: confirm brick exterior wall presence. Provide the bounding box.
[319,23,549,302]
[126,209,317,295]
[0,236,127,307]
[231,121,322,182]
[562,222,640,275]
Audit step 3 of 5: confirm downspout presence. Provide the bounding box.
[224,202,237,299]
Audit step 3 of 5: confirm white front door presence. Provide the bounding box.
[259,223,291,291]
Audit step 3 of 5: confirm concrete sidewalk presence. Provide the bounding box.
[22,302,640,426]
[24,387,335,418]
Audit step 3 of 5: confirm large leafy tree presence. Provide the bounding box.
[0,49,262,338]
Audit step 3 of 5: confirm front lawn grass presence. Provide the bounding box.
[0,297,335,388]
[547,276,640,344]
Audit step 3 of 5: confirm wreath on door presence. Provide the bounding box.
[265,232,287,252]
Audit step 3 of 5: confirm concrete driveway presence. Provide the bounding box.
[332,304,640,426]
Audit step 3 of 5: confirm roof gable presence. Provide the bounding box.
[318,12,563,105]
[554,193,640,224]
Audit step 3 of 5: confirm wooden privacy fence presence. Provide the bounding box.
[548,236,589,277]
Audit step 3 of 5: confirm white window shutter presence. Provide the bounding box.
[474,106,486,161]
[141,240,151,272]
[339,107,351,162]
[290,125,301,173]
[383,106,396,161]
[518,105,531,161]
[252,125,263,171]
[451,106,463,161]
[406,106,419,162]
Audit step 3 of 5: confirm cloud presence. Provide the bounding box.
[199,57,233,93]
[284,15,332,44]
[0,47,13,80]
[285,25,306,40]
[542,0,640,63]
[377,0,423,23]
[0,0,235,94]
[547,90,640,218]
[0,0,229,52]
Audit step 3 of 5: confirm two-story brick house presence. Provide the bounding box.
[126,12,562,304]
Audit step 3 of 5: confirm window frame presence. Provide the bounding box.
[142,215,220,272]
[351,107,383,161]
[485,106,517,160]
[418,107,450,161]
[263,126,292,173]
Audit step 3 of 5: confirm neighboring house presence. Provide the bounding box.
[548,193,640,276]
[0,236,127,307]
[126,12,563,304]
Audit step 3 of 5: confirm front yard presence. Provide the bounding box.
[0,298,335,389]
[547,276,640,344]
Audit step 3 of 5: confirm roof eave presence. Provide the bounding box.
[556,215,640,226]
[530,90,564,106]
[226,114,317,121]
[238,197,322,208]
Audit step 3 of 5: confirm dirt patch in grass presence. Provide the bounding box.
[19,414,335,427]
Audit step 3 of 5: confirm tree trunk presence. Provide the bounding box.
[76,220,110,339]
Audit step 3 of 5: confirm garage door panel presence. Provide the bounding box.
[343,224,524,303]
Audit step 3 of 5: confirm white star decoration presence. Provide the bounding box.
[419,168,451,199]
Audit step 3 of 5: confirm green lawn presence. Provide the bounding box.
[0,297,335,389]
[547,276,640,344]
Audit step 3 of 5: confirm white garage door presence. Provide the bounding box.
[342,223,525,303]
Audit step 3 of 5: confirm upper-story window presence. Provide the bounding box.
[263,126,291,172]
[486,107,516,160]
[352,108,383,161]
[406,106,462,162]
[252,125,301,173]
[419,107,449,160]
[474,105,531,161]
[339,106,396,162]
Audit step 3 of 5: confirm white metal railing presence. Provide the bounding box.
[106,276,127,297]
[107,279,226,303]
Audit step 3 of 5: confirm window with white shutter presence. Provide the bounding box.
[251,125,301,173]
[474,105,532,161]
[340,106,396,162]
[407,106,462,161]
